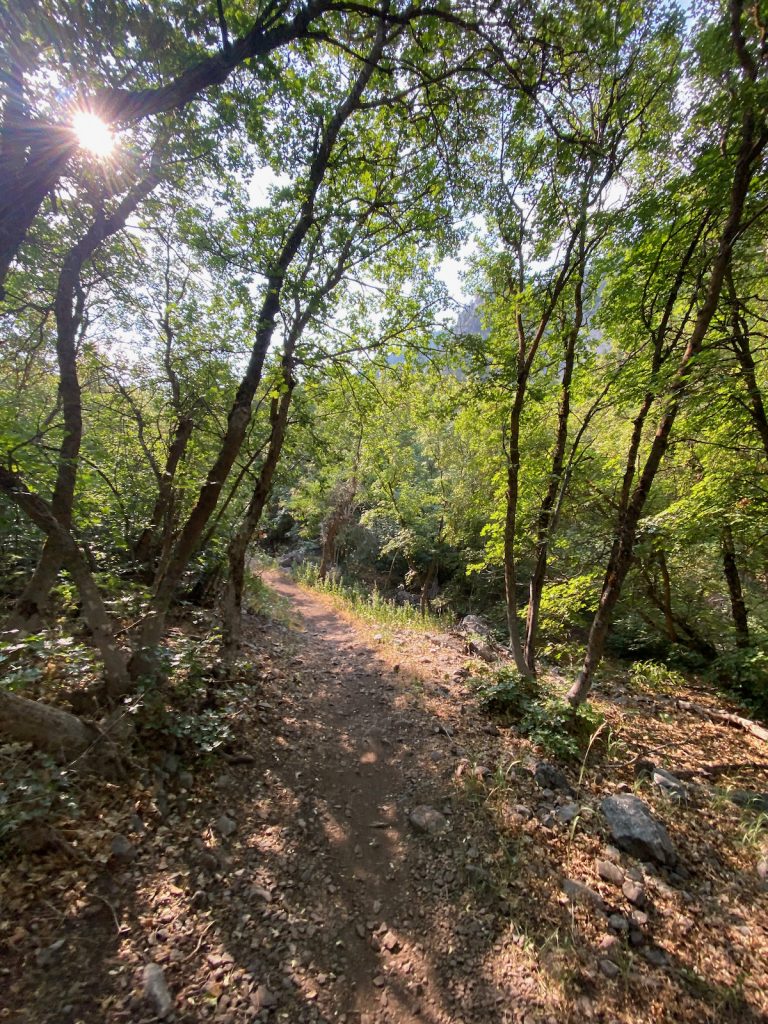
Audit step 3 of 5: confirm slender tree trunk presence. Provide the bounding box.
[721,524,750,647]
[657,549,678,642]
[524,265,585,671]
[503,391,531,675]
[726,270,768,460]
[569,77,767,704]
[420,556,438,616]
[221,386,293,661]
[319,481,356,581]
[133,415,194,572]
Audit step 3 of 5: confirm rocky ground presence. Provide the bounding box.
[1,569,767,1023]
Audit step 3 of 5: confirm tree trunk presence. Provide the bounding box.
[221,386,293,661]
[0,689,98,759]
[133,415,195,573]
[524,262,585,672]
[0,466,130,697]
[420,555,438,616]
[568,68,767,704]
[657,549,678,643]
[503,391,531,675]
[319,480,356,581]
[721,524,749,648]
[726,269,768,460]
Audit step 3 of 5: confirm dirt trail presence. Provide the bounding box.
[246,570,507,1024]
[4,570,768,1024]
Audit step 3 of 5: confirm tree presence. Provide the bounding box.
[568,0,768,703]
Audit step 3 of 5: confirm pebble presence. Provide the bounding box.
[409,806,447,835]
[143,963,173,1018]
[597,860,625,886]
[561,878,606,912]
[252,985,277,1010]
[599,958,620,979]
[110,834,137,863]
[556,803,580,824]
[216,814,237,838]
[622,880,646,907]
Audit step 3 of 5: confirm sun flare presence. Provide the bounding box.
[73,112,115,158]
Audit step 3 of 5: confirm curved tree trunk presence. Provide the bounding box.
[133,415,195,574]
[0,466,130,697]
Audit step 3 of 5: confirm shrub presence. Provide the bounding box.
[471,668,605,761]
[628,659,687,693]
[707,647,768,719]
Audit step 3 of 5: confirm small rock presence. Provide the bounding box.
[252,985,277,1010]
[198,851,219,872]
[556,803,580,824]
[534,762,574,795]
[608,914,629,933]
[599,958,620,979]
[36,938,66,968]
[629,927,644,947]
[459,614,490,636]
[596,860,625,886]
[561,878,606,912]
[216,815,236,838]
[651,767,687,802]
[409,806,447,835]
[178,771,194,790]
[143,962,173,1018]
[110,834,137,863]
[622,880,646,907]
[382,931,400,953]
[601,794,676,865]
[372,975,386,988]
[642,945,668,967]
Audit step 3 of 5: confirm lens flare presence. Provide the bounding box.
[72,112,115,158]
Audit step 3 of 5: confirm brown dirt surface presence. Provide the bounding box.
[1,569,767,1024]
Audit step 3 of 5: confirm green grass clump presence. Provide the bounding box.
[294,563,441,632]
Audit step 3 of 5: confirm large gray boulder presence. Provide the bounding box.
[601,794,676,866]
